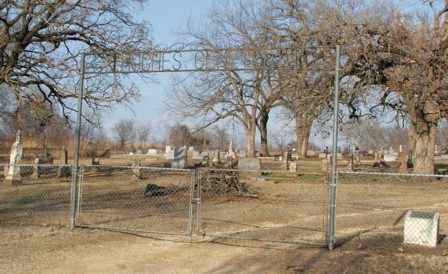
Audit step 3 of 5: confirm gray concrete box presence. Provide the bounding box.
[404,210,439,247]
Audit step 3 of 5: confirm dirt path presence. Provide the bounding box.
[1,226,324,274]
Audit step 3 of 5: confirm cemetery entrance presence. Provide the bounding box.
[72,46,338,246]
[75,165,331,246]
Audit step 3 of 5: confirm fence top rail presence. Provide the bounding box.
[338,171,448,178]
[82,164,193,172]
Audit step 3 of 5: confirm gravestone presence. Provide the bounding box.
[60,148,68,164]
[202,155,209,167]
[239,150,247,158]
[172,148,187,169]
[165,146,172,153]
[281,151,291,169]
[397,152,408,173]
[289,162,297,172]
[132,159,141,178]
[212,150,221,164]
[237,157,261,173]
[147,149,158,155]
[318,152,327,158]
[226,140,235,159]
[164,150,175,160]
[31,158,40,179]
[57,148,71,178]
[91,157,100,165]
[4,131,23,185]
[322,154,332,172]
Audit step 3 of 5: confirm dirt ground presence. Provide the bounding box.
[1,156,448,273]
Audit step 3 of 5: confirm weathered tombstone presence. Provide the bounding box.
[31,158,41,179]
[147,149,158,155]
[212,150,221,164]
[226,140,235,159]
[201,155,209,167]
[165,146,172,153]
[4,131,23,185]
[237,157,261,174]
[289,162,297,173]
[373,148,390,168]
[347,154,354,170]
[60,148,68,164]
[172,148,187,169]
[57,148,71,178]
[239,150,247,158]
[164,149,175,159]
[281,151,290,169]
[322,154,332,172]
[132,159,141,178]
[397,152,408,173]
[318,152,327,158]
[322,158,329,172]
[354,147,361,164]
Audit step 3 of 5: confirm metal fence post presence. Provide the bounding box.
[328,45,341,250]
[187,169,197,236]
[70,53,86,229]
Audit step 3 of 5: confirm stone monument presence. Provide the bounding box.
[57,147,71,178]
[4,131,23,185]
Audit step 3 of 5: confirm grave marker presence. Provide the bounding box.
[4,131,23,185]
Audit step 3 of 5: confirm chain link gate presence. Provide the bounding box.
[75,165,196,236]
[194,168,331,246]
[73,165,331,246]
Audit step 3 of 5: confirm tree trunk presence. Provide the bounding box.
[258,110,269,156]
[411,115,437,174]
[295,113,312,158]
[245,127,256,157]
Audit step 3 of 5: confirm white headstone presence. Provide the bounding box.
[165,146,172,153]
[147,149,158,155]
[4,131,23,185]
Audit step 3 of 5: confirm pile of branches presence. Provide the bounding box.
[200,170,256,197]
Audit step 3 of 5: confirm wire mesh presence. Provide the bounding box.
[0,164,72,227]
[76,165,194,236]
[196,168,330,245]
[336,171,448,260]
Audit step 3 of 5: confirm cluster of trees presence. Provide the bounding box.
[2,0,448,174]
[164,0,448,174]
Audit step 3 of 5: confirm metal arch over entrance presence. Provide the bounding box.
[70,45,341,249]
[83,47,314,74]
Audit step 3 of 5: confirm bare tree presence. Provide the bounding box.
[265,0,337,158]
[166,0,281,157]
[337,0,448,173]
[168,123,192,148]
[113,119,136,149]
[136,124,150,148]
[0,0,152,124]
[211,125,230,148]
[341,118,408,151]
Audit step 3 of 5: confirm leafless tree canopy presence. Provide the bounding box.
[0,0,152,122]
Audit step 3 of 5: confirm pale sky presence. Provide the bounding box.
[104,0,215,141]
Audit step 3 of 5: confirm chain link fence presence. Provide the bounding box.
[335,171,448,263]
[75,165,195,236]
[196,168,330,245]
[0,164,72,227]
[3,160,447,261]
